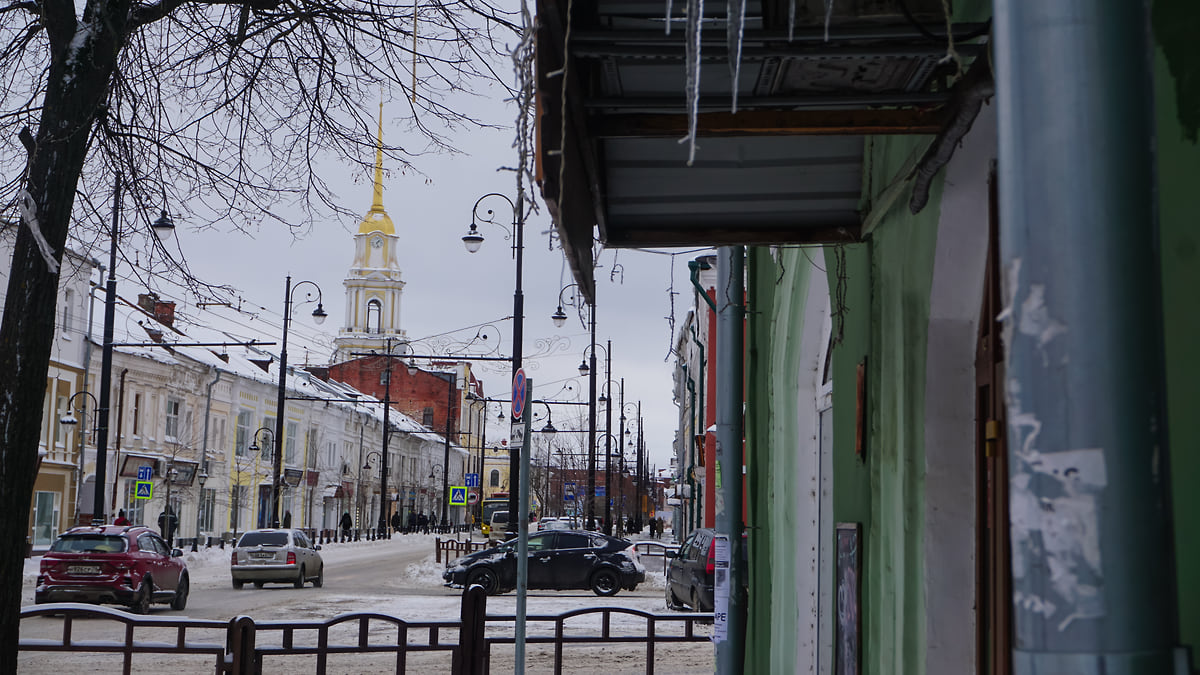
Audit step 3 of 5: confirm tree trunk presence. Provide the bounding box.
[0,7,126,667]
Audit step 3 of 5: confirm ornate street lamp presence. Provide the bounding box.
[91,176,175,524]
[271,276,326,528]
[192,471,208,552]
[463,191,525,535]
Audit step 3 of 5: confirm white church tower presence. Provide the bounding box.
[333,104,406,363]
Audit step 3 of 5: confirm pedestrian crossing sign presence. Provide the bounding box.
[449,486,467,506]
[135,481,153,500]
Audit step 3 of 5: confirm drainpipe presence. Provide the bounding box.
[690,320,707,532]
[685,371,697,538]
[111,368,128,514]
[198,367,221,539]
[715,246,746,673]
[994,2,1185,672]
[76,264,101,524]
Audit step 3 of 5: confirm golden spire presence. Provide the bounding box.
[358,100,395,235]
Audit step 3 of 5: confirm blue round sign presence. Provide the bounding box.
[511,369,527,421]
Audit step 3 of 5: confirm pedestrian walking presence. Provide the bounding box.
[418,513,429,534]
[407,511,417,534]
[391,511,402,533]
[157,506,178,545]
[282,510,292,529]
[113,509,130,526]
[340,511,353,541]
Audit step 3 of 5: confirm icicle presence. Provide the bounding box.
[727,0,746,114]
[678,0,704,165]
[788,0,796,42]
[823,0,834,42]
[665,0,673,35]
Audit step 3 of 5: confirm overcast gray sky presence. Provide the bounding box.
[161,80,707,475]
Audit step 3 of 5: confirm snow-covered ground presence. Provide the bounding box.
[20,533,714,673]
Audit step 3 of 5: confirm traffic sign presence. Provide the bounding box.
[467,490,479,505]
[134,481,153,500]
[564,481,576,501]
[465,473,480,488]
[449,486,467,506]
[510,423,526,451]
[595,486,606,497]
[137,465,152,481]
[511,368,527,421]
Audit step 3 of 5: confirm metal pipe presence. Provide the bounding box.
[92,174,120,525]
[586,306,597,530]
[603,339,612,534]
[994,1,1182,669]
[715,246,746,673]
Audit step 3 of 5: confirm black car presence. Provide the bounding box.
[666,528,716,611]
[443,530,645,596]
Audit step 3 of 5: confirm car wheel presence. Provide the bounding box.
[590,568,620,597]
[232,578,244,589]
[170,574,189,611]
[294,565,306,588]
[667,586,685,611]
[313,565,324,588]
[467,568,499,595]
[130,580,151,614]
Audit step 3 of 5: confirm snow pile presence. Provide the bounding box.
[401,556,447,587]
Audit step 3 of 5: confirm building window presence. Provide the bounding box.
[165,398,182,441]
[423,407,434,427]
[231,485,249,533]
[122,480,146,525]
[489,469,500,488]
[132,393,142,436]
[285,421,298,465]
[32,491,59,546]
[199,488,216,533]
[54,393,68,446]
[235,410,253,457]
[62,289,74,336]
[307,427,319,468]
[366,300,382,334]
[262,416,276,461]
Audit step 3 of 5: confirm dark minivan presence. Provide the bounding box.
[666,527,716,611]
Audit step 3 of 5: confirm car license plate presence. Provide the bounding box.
[68,565,101,575]
[251,552,274,559]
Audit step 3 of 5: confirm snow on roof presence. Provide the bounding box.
[88,285,465,454]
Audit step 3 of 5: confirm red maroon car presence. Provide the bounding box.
[35,525,189,613]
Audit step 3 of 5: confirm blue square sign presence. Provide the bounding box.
[137,465,153,481]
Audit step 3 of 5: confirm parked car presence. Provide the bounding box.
[666,528,715,611]
[35,525,189,614]
[443,530,645,596]
[230,528,324,589]
[536,517,573,532]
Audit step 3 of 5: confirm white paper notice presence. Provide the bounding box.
[712,533,730,643]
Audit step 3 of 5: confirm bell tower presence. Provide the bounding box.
[333,103,406,363]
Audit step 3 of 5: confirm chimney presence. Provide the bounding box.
[153,301,176,327]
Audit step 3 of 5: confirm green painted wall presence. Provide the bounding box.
[745,246,815,673]
[828,135,945,675]
[1153,12,1200,659]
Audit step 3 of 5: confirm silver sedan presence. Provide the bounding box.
[230,529,324,589]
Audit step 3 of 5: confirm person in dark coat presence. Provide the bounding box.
[340,511,353,539]
[157,507,178,544]
[407,511,417,534]
[282,511,292,529]
[390,511,401,533]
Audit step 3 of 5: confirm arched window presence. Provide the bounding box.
[489,469,500,488]
[366,299,382,334]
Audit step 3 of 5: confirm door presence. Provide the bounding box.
[525,533,557,589]
[976,170,1012,675]
[549,532,595,589]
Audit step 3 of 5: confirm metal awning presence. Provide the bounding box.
[535,0,990,300]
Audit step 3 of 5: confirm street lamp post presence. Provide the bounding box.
[193,471,208,551]
[92,175,175,524]
[363,451,385,535]
[272,275,326,529]
[463,191,524,535]
[578,340,613,534]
